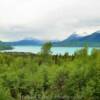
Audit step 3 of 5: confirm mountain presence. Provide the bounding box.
[63,33,82,42]
[53,31,100,47]
[78,31,100,42]
[4,38,60,46]
[5,38,44,46]
[3,31,100,47]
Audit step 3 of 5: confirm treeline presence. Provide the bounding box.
[0,43,100,100]
[0,41,13,50]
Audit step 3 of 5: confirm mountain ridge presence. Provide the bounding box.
[3,31,100,47]
[53,31,100,47]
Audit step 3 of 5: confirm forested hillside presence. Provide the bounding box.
[0,43,100,100]
[0,41,13,50]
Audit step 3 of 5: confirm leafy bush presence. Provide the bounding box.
[0,47,100,100]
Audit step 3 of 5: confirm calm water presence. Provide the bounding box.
[2,46,100,55]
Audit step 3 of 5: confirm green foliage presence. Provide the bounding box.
[40,42,52,64]
[0,47,100,100]
[0,42,13,50]
[41,42,52,55]
[0,87,13,100]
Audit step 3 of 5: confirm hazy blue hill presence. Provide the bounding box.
[5,38,44,46]
[3,31,100,47]
[5,38,60,46]
[53,31,100,47]
[78,31,100,42]
[62,33,82,42]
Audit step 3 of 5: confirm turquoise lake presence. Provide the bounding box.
[2,46,100,55]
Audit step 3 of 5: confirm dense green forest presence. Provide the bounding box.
[0,43,100,100]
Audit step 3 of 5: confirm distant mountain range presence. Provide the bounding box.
[4,38,44,46]
[4,38,59,46]
[3,30,100,47]
[53,31,100,47]
[64,33,82,42]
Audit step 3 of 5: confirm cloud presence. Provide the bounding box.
[0,0,100,41]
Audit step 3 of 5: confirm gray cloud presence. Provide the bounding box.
[0,0,100,41]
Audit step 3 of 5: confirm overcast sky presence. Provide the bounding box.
[0,0,100,41]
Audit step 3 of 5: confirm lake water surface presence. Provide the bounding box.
[2,46,100,55]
